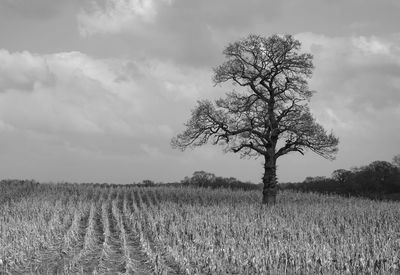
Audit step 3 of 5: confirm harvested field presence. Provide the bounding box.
[0,180,399,274]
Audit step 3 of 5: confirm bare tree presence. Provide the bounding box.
[172,34,339,204]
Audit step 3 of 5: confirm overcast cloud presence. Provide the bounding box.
[0,0,399,184]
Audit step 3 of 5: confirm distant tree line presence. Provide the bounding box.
[280,154,400,200]
[137,171,260,190]
[179,171,261,191]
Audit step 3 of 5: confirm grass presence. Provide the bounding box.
[0,180,399,274]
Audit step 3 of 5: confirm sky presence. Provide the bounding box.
[0,0,399,184]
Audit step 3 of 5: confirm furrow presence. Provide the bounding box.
[140,192,184,275]
[21,207,72,274]
[96,200,126,274]
[122,192,154,275]
[69,202,104,273]
[32,204,89,274]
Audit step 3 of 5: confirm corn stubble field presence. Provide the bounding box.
[0,180,399,274]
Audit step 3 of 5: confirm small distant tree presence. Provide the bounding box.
[141,179,155,187]
[331,169,352,184]
[190,171,216,187]
[172,34,339,204]
[181,176,191,186]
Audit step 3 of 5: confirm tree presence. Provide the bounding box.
[172,34,339,204]
[140,179,155,186]
[190,171,216,187]
[331,169,352,184]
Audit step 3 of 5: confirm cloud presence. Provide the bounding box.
[0,50,136,135]
[78,0,278,35]
[77,0,282,66]
[297,33,400,114]
[0,49,214,159]
[78,0,173,36]
[0,50,54,91]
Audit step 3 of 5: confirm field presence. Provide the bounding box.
[0,180,399,274]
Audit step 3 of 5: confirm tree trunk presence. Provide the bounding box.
[262,157,277,205]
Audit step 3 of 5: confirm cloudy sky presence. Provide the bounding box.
[0,0,399,184]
